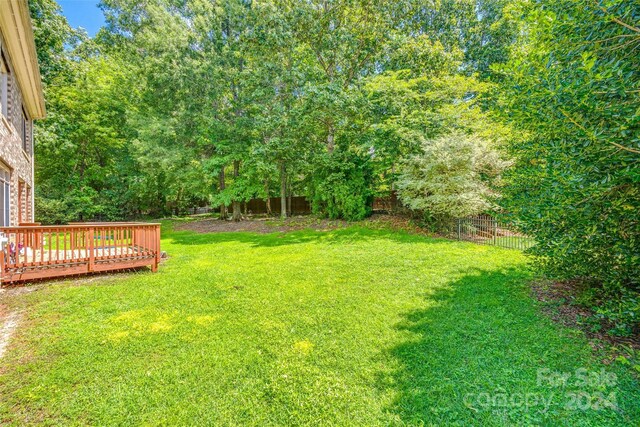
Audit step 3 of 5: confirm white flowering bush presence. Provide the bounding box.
[397,132,512,220]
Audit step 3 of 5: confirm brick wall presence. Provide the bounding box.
[0,32,35,225]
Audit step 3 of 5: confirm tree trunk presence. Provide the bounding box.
[175,186,183,216]
[219,168,227,220]
[279,161,287,219]
[391,163,396,191]
[264,178,271,215]
[287,188,292,217]
[232,160,242,222]
[327,123,335,154]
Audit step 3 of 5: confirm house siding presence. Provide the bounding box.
[0,30,35,225]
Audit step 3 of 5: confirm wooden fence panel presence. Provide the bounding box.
[245,197,311,215]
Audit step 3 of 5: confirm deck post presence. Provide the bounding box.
[88,227,95,272]
[152,225,160,272]
[0,250,4,284]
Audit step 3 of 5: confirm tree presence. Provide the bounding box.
[30,0,521,224]
[28,0,82,85]
[246,1,310,218]
[397,0,521,79]
[34,52,133,222]
[363,32,511,197]
[279,0,396,153]
[101,0,224,217]
[497,0,640,319]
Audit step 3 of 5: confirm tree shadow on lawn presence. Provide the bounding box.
[380,268,639,425]
[166,226,451,249]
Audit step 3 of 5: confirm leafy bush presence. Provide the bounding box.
[572,284,639,338]
[396,132,511,223]
[597,298,639,338]
[308,151,373,221]
[35,187,124,224]
[498,0,640,301]
[35,197,71,225]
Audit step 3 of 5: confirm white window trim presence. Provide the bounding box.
[0,54,8,120]
[0,163,11,227]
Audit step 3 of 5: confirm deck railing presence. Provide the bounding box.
[0,223,161,284]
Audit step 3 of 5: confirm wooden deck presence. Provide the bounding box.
[0,223,161,284]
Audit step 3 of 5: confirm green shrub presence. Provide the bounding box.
[497,0,639,332]
[594,289,639,337]
[35,197,71,225]
[308,151,373,221]
[35,188,116,224]
[498,0,640,297]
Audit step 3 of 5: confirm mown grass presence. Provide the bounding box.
[1,222,638,426]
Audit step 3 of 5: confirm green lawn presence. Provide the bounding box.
[1,222,638,425]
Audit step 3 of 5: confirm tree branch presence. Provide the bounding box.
[559,109,640,155]
[596,3,640,33]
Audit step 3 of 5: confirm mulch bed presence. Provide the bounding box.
[174,213,430,236]
[531,280,640,359]
[175,216,349,234]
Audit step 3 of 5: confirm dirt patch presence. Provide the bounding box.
[0,310,21,360]
[0,284,36,361]
[531,280,639,358]
[175,215,348,234]
[175,213,431,236]
[0,283,44,295]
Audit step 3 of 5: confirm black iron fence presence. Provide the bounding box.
[453,215,534,251]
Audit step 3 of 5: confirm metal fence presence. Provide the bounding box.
[453,216,534,251]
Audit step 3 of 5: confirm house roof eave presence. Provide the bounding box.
[0,0,46,120]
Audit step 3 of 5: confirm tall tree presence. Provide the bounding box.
[29,0,82,84]
[398,0,520,79]
[498,0,640,297]
[279,0,396,154]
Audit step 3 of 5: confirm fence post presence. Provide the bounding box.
[457,219,461,241]
[493,218,498,246]
[88,227,95,272]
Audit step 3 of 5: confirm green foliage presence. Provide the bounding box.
[573,284,639,337]
[33,54,136,222]
[398,0,521,79]
[397,132,511,220]
[363,40,513,200]
[594,289,640,337]
[308,151,373,221]
[30,0,521,223]
[35,187,126,224]
[28,0,83,84]
[34,197,69,224]
[497,0,640,296]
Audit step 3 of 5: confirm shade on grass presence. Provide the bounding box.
[1,223,638,425]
